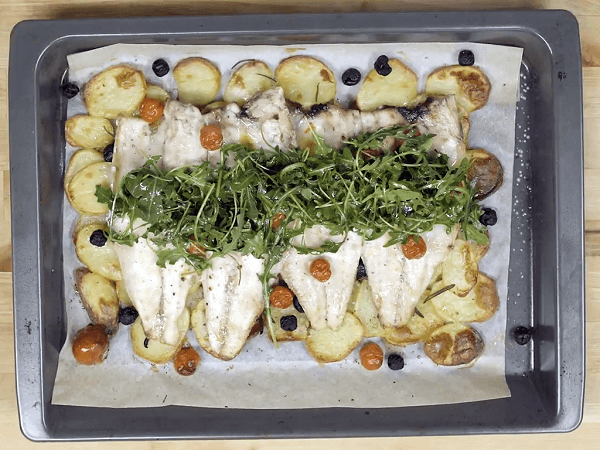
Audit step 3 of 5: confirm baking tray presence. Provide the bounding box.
[9,10,584,440]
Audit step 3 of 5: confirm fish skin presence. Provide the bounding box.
[416,95,466,166]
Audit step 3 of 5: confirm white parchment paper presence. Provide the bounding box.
[53,42,522,408]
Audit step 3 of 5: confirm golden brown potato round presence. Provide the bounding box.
[348,281,384,338]
[356,58,418,111]
[383,300,444,346]
[63,148,105,193]
[275,56,336,108]
[131,308,189,364]
[429,273,500,323]
[466,148,504,200]
[145,84,170,103]
[84,65,147,119]
[173,57,221,107]
[224,60,276,105]
[72,324,109,365]
[423,322,484,366]
[442,240,479,297]
[305,312,364,363]
[190,300,229,360]
[426,65,491,112]
[65,115,114,149]
[74,223,122,281]
[74,268,119,333]
[66,161,112,215]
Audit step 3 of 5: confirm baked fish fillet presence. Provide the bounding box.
[278,225,363,330]
[201,253,265,360]
[361,224,458,328]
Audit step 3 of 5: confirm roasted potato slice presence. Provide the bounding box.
[466,148,504,200]
[131,308,189,364]
[74,268,119,333]
[470,233,490,262]
[64,148,105,192]
[83,65,147,119]
[429,273,499,323]
[173,57,221,107]
[305,312,364,363]
[426,65,491,112]
[115,279,133,307]
[356,59,418,111]
[66,161,112,215]
[383,299,444,346]
[65,115,114,149]
[74,223,122,281]
[268,305,310,342]
[224,60,276,105]
[145,84,170,103]
[348,281,384,338]
[423,322,484,366]
[442,240,479,297]
[275,56,336,108]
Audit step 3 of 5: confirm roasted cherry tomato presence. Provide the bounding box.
[360,342,384,370]
[139,97,164,123]
[401,235,427,260]
[200,124,223,151]
[310,258,331,282]
[270,286,294,309]
[72,324,109,365]
[174,346,200,376]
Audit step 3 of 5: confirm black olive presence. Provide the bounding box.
[341,68,361,86]
[103,143,114,162]
[292,296,304,313]
[118,307,138,325]
[513,326,532,345]
[397,105,426,123]
[356,258,367,281]
[387,353,405,370]
[61,82,80,99]
[479,207,498,226]
[458,50,475,66]
[89,229,107,247]
[152,58,170,77]
[308,103,328,116]
[280,315,298,332]
[374,55,392,76]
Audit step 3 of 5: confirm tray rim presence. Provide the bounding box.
[8,9,584,441]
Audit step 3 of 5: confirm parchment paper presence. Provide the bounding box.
[53,42,522,408]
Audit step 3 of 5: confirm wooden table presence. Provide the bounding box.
[1,0,599,448]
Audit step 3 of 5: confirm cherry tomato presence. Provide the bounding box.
[271,212,286,230]
[72,324,109,365]
[359,342,384,370]
[174,346,200,376]
[200,124,223,151]
[401,235,427,259]
[269,286,294,309]
[309,258,331,282]
[139,97,164,123]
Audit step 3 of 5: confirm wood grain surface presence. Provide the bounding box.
[0,0,597,448]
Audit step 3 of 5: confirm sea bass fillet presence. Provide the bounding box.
[278,226,363,330]
[361,224,459,328]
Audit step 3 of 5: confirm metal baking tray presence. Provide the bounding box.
[9,10,584,440]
